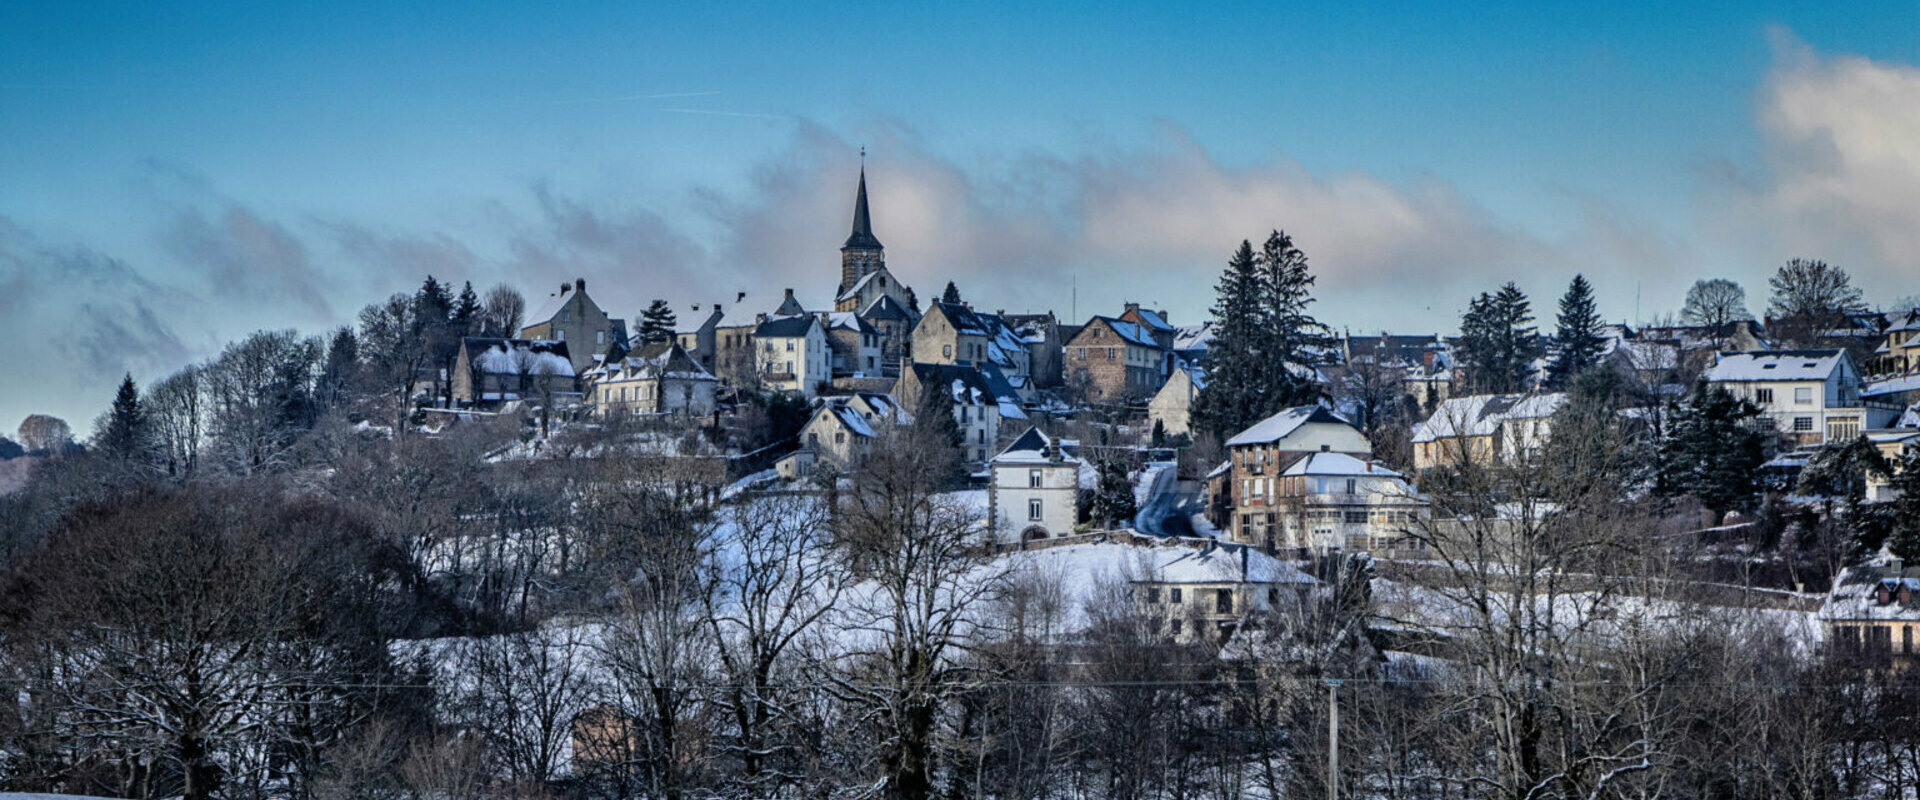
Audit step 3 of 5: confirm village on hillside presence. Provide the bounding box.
[5,166,1920,800]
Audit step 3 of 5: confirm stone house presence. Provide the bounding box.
[518,278,626,375]
[1147,366,1204,439]
[895,362,1003,466]
[1271,452,1428,554]
[1411,393,1568,471]
[799,392,912,472]
[824,312,885,378]
[1208,405,1374,546]
[1131,541,1317,645]
[912,301,994,366]
[1063,315,1165,403]
[450,337,577,408]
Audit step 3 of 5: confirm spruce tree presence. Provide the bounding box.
[638,299,679,344]
[1459,283,1542,394]
[452,281,481,332]
[1655,383,1767,518]
[99,373,147,464]
[1546,274,1605,389]
[415,275,453,323]
[1257,230,1330,409]
[1192,240,1265,440]
[941,281,962,305]
[1886,450,1920,561]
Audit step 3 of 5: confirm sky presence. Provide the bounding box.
[4,0,1920,433]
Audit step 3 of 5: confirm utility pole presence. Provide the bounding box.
[1326,677,1343,800]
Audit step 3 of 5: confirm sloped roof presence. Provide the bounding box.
[827,311,878,335]
[1704,349,1848,382]
[931,301,991,336]
[584,341,716,383]
[994,426,1076,464]
[860,293,912,321]
[1411,392,1566,443]
[465,337,575,378]
[910,362,996,407]
[1146,543,1318,585]
[754,314,817,339]
[843,168,883,250]
[1073,316,1159,348]
[1282,451,1404,479]
[1129,307,1174,331]
[1225,405,1354,447]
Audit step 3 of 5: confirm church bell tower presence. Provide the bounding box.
[838,164,885,297]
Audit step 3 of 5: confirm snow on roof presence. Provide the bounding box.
[1224,405,1353,447]
[992,426,1078,464]
[1902,403,1920,429]
[1148,543,1317,585]
[826,402,876,438]
[1865,373,1920,397]
[1129,307,1173,331]
[1412,393,1565,443]
[1822,561,1920,622]
[1282,451,1404,479]
[1099,316,1159,347]
[837,269,883,302]
[826,311,875,333]
[471,339,575,377]
[1173,322,1214,352]
[1704,349,1847,383]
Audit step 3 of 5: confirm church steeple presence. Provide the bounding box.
[839,160,885,297]
[844,166,883,251]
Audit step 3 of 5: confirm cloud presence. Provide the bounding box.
[1706,30,1920,302]
[0,217,193,429]
[160,204,334,318]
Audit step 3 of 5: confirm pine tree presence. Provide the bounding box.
[638,299,678,344]
[452,281,481,332]
[1459,283,1542,394]
[1655,383,1767,518]
[1090,453,1137,529]
[1192,240,1265,440]
[1192,232,1330,441]
[99,373,148,464]
[415,275,453,324]
[941,281,962,305]
[1546,274,1605,389]
[317,327,359,411]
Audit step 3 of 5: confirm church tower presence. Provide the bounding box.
[838,166,885,297]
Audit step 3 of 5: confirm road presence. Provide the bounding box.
[1132,462,1197,537]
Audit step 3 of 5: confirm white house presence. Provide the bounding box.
[753,313,832,399]
[1411,392,1568,470]
[1703,349,1890,446]
[1148,365,1204,438]
[988,427,1084,542]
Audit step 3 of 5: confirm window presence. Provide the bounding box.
[978,429,986,445]
[1107,347,1116,360]
[1345,511,1369,524]
[784,360,793,374]
[943,344,953,358]
[1147,587,1161,603]
[1028,498,1043,520]
[1345,478,1357,494]
[809,433,819,447]
[960,406,970,423]
[786,340,794,352]
[1793,417,1814,432]
[835,431,845,444]
[555,329,565,341]
[1029,469,1042,488]
[1795,387,1813,404]
[1170,619,1183,636]
[1216,589,1234,614]
[596,330,606,345]
[1170,588,1183,604]
[561,311,570,323]
[1755,388,1774,404]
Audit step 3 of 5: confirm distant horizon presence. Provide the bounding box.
[6,1,1920,431]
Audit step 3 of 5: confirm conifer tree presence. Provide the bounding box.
[415,275,453,323]
[1192,232,1330,441]
[941,281,962,305]
[98,373,148,464]
[1886,450,1920,561]
[638,299,679,344]
[453,281,481,332]
[1655,383,1766,518]
[1546,274,1605,389]
[1459,283,1542,394]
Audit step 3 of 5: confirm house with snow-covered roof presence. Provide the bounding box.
[1868,308,1920,378]
[451,337,577,409]
[1207,405,1373,545]
[799,392,912,472]
[823,311,884,378]
[1703,349,1894,446]
[1129,540,1317,645]
[1272,451,1428,554]
[1064,314,1167,403]
[1411,392,1567,470]
[582,340,717,417]
[911,301,996,368]
[988,426,1085,543]
[1821,557,1920,667]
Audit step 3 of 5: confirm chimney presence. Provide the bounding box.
[1157,309,1170,323]
[1124,302,1140,314]
[575,278,586,294]
[559,282,571,296]
[784,288,795,303]
[1365,461,1373,472]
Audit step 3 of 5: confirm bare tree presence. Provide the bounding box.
[481,284,528,339]
[14,414,71,454]
[1679,278,1751,348]
[832,425,1001,800]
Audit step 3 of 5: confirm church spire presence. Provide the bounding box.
[844,164,883,251]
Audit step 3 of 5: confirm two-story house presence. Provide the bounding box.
[824,312,885,378]
[988,427,1085,543]
[583,341,718,417]
[1063,315,1166,403]
[1822,557,1920,667]
[1272,452,1428,554]
[1411,392,1568,470]
[1703,349,1893,446]
[912,302,994,366]
[1869,308,1920,377]
[518,278,627,375]
[799,392,913,472]
[1208,405,1373,545]
[1131,541,1317,645]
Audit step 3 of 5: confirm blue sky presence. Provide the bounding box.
[4,1,1920,431]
